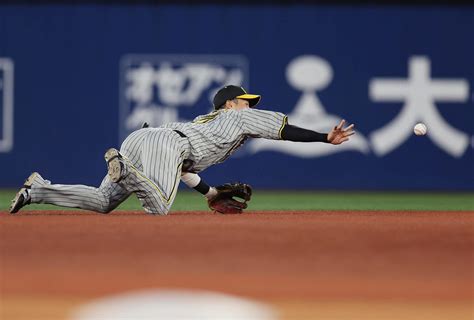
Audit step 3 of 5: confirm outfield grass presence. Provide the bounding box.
[1,190,473,212]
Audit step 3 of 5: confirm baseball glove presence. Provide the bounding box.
[208,183,252,214]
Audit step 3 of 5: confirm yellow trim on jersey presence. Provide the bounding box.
[129,151,186,206]
[278,116,288,140]
[193,111,220,124]
[168,156,185,203]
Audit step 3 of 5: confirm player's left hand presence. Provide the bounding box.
[208,183,252,214]
[327,119,355,145]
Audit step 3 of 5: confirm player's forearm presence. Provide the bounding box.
[280,124,329,142]
[181,172,217,199]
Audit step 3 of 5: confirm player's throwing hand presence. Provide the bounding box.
[327,119,355,145]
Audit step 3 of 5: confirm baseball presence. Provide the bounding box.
[414,123,427,136]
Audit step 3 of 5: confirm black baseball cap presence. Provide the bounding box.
[213,85,261,110]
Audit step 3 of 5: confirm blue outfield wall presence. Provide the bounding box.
[0,5,473,190]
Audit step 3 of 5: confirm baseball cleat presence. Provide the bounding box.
[9,172,39,214]
[105,148,125,183]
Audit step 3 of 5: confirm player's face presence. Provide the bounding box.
[230,98,250,110]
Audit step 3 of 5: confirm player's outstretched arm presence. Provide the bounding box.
[280,119,355,145]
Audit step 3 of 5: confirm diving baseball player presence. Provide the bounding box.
[10,85,355,215]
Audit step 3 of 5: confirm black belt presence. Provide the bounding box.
[173,130,187,138]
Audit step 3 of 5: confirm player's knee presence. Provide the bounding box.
[98,207,114,214]
[96,205,114,214]
[96,198,116,214]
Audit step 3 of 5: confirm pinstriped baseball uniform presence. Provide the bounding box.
[163,108,287,172]
[30,108,286,215]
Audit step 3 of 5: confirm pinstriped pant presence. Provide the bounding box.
[31,128,191,215]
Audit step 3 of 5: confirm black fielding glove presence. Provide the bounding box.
[207,183,252,214]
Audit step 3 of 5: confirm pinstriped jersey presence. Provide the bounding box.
[162,108,287,172]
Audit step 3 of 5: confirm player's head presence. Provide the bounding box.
[213,85,261,110]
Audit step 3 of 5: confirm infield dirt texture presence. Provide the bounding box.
[1,192,473,320]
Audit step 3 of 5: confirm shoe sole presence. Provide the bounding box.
[105,148,124,183]
[9,172,39,214]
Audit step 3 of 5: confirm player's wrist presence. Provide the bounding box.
[205,187,218,199]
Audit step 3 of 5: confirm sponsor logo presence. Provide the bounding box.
[249,55,471,158]
[119,54,249,142]
[0,58,14,153]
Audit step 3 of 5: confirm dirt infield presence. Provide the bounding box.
[1,210,473,319]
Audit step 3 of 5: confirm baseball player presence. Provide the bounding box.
[10,85,355,215]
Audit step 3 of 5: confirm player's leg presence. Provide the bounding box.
[9,172,131,214]
[31,175,131,213]
[138,129,187,214]
[106,129,187,215]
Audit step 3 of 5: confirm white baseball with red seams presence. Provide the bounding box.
[414,123,427,136]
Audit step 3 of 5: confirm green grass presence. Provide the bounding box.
[1,190,473,212]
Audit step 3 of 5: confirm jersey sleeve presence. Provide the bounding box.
[240,108,288,140]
